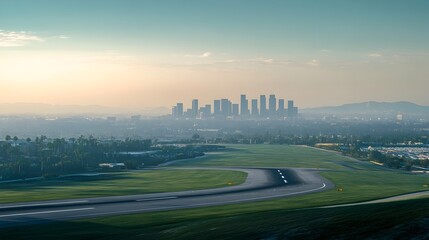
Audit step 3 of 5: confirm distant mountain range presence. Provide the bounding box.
[303,101,429,115]
[0,103,170,117]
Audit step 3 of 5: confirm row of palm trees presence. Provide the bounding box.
[0,135,153,180]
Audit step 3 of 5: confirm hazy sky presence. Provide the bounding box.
[1,0,428,109]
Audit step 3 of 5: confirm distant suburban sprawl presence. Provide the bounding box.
[172,94,298,120]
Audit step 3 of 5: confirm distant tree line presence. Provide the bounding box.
[191,131,429,147]
[0,135,219,181]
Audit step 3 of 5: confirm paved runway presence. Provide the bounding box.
[0,167,333,228]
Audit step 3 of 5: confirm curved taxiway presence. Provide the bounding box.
[0,167,333,228]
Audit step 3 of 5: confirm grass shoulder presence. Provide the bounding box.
[0,169,247,204]
[3,197,429,240]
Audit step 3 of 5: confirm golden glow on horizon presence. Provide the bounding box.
[1,50,429,108]
[1,1,429,110]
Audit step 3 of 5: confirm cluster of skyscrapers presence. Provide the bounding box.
[171,94,298,119]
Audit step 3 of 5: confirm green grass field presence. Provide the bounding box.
[177,145,387,170]
[4,197,429,240]
[2,144,429,239]
[177,145,429,204]
[0,169,247,204]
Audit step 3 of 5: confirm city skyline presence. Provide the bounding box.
[172,93,297,119]
[1,1,429,109]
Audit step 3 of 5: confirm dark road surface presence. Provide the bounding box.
[0,167,333,228]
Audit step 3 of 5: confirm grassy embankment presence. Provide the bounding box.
[4,197,428,240]
[0,169,247,204]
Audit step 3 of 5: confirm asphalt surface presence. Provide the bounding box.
[0,167,333,228]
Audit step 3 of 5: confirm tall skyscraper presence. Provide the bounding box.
[205,104,211,116]
[228,100,232,116]
[176,103,183,117]
[171,106,177,118]
[199,104,211,119]
[192,99,198,117]
[251,99,259,116]
[287,100,294,116]
[221,98,230,116]
[278,99,285,117]
[260,95,267,116]
[269,94,276,117]
[232,104,239,116]
[288,100,294,110]
[214,100,221,115]
[240,94,249,115]
[287,100,298,117]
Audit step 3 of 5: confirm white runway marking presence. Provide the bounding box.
[0,200,88,210]
[277,170,287,183]
[136,196,177,202]
[0,208,94,218]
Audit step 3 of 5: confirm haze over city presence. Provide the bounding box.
[1,0,429,110]
[2,1,429,239]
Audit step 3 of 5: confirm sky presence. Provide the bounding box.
[1,0,429,110]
